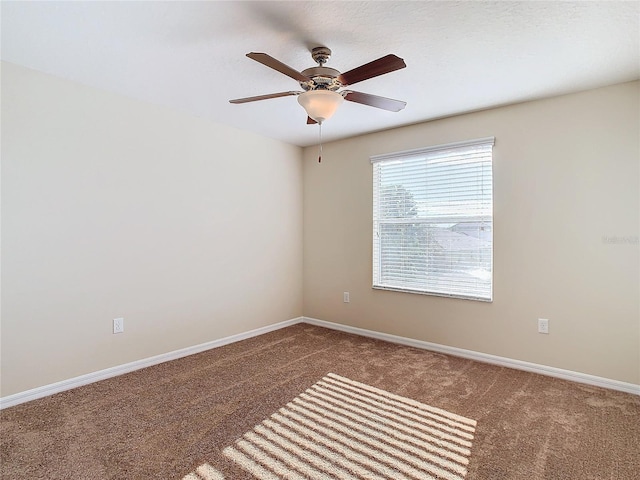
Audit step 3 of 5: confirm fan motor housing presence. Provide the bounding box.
[300,66,342,91]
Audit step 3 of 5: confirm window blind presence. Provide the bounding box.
[371,137,494,301]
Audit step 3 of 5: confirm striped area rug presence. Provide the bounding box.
[217,373,477,480]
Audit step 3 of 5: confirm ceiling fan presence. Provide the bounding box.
[229,47,407,125]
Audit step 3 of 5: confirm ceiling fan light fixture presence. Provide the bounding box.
[297,90,344,123]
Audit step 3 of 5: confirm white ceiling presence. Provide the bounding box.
[2,1,638,147]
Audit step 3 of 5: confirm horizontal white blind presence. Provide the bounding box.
[372,137,494,301]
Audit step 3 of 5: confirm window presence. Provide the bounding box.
[372,137,494,301]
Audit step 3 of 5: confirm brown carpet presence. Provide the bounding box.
[1,324,638,479]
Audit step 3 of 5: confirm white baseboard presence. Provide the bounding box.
[2,315,638,409]
[0,317,303,409]
[303,316,640,396]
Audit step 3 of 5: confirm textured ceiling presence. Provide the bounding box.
[2,1,638,147]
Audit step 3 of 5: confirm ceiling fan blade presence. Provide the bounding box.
[307,116,317,125]
[338,54,406,86]
[246,52,308,83]
[229,91,300,104]
[344,91,407,112]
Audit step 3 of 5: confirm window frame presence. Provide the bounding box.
[371,137,495,302]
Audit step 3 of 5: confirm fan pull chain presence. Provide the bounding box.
[318,122,323,163]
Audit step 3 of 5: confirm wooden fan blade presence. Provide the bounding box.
[344,91,407,112]
[229,91,300,104]
[338,54,406,86]
[246,52,308,83]
[307,116,317,125]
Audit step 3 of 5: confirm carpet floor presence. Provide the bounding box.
[1,324,639,479]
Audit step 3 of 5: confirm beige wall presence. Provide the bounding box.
[303,81,640,384]
[1,62,303,396]
[2,61,638,398]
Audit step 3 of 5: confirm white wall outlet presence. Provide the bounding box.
[538,318,549,334]
[343,292,350,303]
[113,317,124,334]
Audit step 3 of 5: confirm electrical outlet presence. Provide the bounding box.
[113,317,124,334]
[343,292,350,303]
[538,318,549,334]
